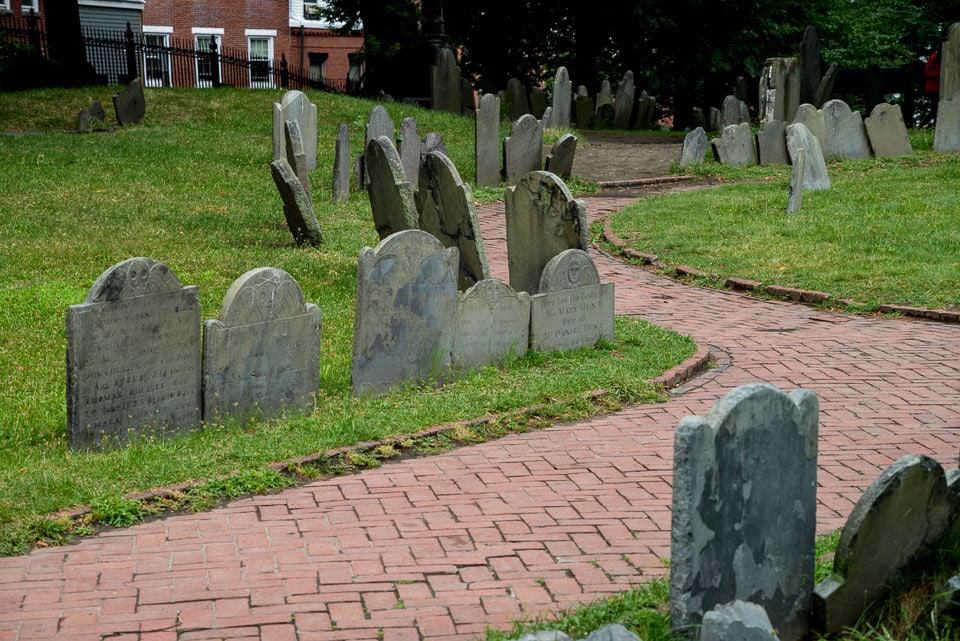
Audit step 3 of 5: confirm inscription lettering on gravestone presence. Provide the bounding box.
[66,257,201,450]
[453,279,530,372]
[202,267,321,424]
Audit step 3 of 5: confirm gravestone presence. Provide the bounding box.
[416,151,492,290]
[757,119,789,165]
[365,105,395,150]
[503,114,543,182]
[365,136,417,240]
[934,92,960,153]
[332,123,351,202]
[541,107,554,130]
[633,91,657,130]
[759,58,800,123]
[202,268,321,424]
[113,77,146,126]
[506,78,530,120]
[864,103,912,157]
[399,117,421,186]
[613,71,636,129]
[78,100,107,132]
[712,123,757,167]
[813,63,839,108]
[679,127,708,167]
[431,47,461,114]
[575,93,593,129]
[284,119,311,200]
[66,257,201,450]
[701,602,780,641]
[709,107,721,132]
[551,66,572,129]
[787,147,805,214]
[460,78,476,117]
[785,122,830,190]
[529,249,614,353]
[452,279,530,372]
[422,132,448,156]
[475,93,502,187]
[670,383,819,641]
[529,87,547,119]
[505,171,587,294]
[270,158,325,246]
[941,23,960,102]
[544,133,577,179]
[813,454,960,635]
[792,103,829,161]
[596,80,613,113]
[822,99,872,160]
[351,230,458,397]
[799,25,821,106]
[720,95,747,128]
[692,107,707,130]
[597,103,615,128]
[273,90,317,169]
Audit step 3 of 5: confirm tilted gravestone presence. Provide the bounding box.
[679,127,708,167]
[332,123,351,202]
[864,103,912,157]
[475,93,502,187]
[551,66,572,129]
[506,77,530,120]
[505,171,587,294]
[529,249,614,353]
[273,90,317,169]
[399,117,421,187]
[503,114,543,182]
[351,230,459,397]
[759,58,800,124]
[202,268,321,425]
[284,119,311,200]
[786,122,830,191]
[757,119,789,165]
[613,71,636,130]
[78,100,107,132]
[113,77,146,126]
[813,454,960,635]
[822,99,872,160]
[813,63,839,108]
[712,123,757,167]
[431,47,461,114]
[66,257,201,450]
[792,103,829,162]
[934,92,960,153]
[670,383,819,641]
[544,133,578,179]
[452,279,530,372]
[416,151,492,290]
[270,158,324,247]
[365,136,417,240]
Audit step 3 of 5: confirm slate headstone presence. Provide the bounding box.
[613,71,636,129]
[551,66,572,129]
[544,133,577,179]
[78,100,107,132]
[112,77,146,126]
[934,91,960,153]
[398,117,421,186]
[332,123,351,202]
[720,95,745,128]
[416,151,492,290]
[633,91,657,130]
[864,103,912,157]
[452,279,530,372]
[365,136,417,240]
[812,63,839,108]
[787,147,805,215]
[503,114,543,182]
[799,25,822,106]
[670,383,819,641]
[679,127,708,167]
[351,230,458,397]
[505,171,587,294]
[273,90,317,169]
[541,107,554,130]
[365,105,395,150]
[701,601,781,641]
[284,119,311,200]
[421,131,448,156]
[506,78,530,120]
[575,93,593,129]
[941,23,960,102]
[792,103,829,161]
[759,58,800,123]
[596,80,613,113]
[476,93,502,187]
[270,158,325,247]
[431,47,461,114]
[709,106,722,132]
[785,122,830,191]
[757,119,789,165]
[529,249,614,353]
[202,268,320,424]
[66,257,201,450]
[712,123,757,167]
[822,99,872,160]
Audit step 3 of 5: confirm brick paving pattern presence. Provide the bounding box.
[2,188,958,641]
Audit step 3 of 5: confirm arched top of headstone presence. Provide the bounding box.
[538,249,600,293]
[822,98,853,117]
[362,229,459,283]
[367,105,394,143]
[510,113,539,135]
[85,257,184,303]
[459,278,530,308]
[217,267,309,326]
[281,89,307,108]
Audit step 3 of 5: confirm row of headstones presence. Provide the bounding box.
[669,382,960,641]
[78,77,147,131]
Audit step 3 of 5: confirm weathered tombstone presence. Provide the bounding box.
[864,103,912,157]
[812,63,839,108]
[78,100,107,132]
[597,103,615,128]
[544,133,578,179]
[273,90,317,169]
[431,47,461,114]
[785,122,830,191]
[787,148,806,215]
[351,230,458,397]
[365,105,395,150]
[709,107,722,132]
[421,131,448,156]
[941,23,960,102]
[757,119,789,165]
[365,136,417,240]
[112,77,146,126]
[332,123,351,202]
[505,171,587,294]
[712,123,757,167]
[353,154,364,191]
[270,158,325,247]
[551,66,572,129]
[934,92,960,153]
[528,87,547,119]
[799,25,822,106]
[529,249,614,353]
[679,127,708,167]
[613,71,636,129]
[506,78,530,120]
[596,80,613,113]
[720,95,746,128]
[202,268,321,425]
[575,93,593,129]
[66,257,201,450]
[541,106,554,130]
[822,99,872,160]
[416,151,492,290]
[459,77,476,117]
[759,58,800,123]
[503,114,543,182]
[475,93,502,187]
[813,454,960,635]
[700,602,781,641]
[633,91,657,130]
[284,119,311,200]
[670,383,819,641]
[452,279,530,372]
[398,117,421,186]
[792,103,829,162]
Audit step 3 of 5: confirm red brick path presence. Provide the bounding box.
[2,188,959,641]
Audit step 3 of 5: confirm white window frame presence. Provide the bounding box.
[0,1,11,12]
[142,26,172,88]
[246,29,275,89]
[192,28,223,88]
[20,0,36,13]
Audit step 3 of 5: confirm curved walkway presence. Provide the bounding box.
[2,189,959,641]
